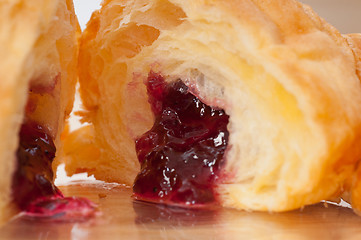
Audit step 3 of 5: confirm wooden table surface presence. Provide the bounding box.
[1,182,361,240]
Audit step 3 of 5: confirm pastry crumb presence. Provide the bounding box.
[98,193,107,199]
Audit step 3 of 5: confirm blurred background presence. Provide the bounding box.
[73,0,101,30]
[73,0,361,33]
[301,0,361,33]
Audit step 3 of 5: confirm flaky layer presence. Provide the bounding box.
[71,0,361,211]
[0,0,78,224]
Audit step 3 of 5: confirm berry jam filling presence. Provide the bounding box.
[12,121,96,220]
[133,72,229,206]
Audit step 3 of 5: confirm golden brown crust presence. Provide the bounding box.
[322,32,361,213]
[0,0,78,224]
[73,0,361,212]
[344,33,361,82]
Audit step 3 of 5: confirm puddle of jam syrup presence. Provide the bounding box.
[133,72,229,206]
[12,121,96,221]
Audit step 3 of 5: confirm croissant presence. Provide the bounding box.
[64,0,361,212]
[0,0,79,224]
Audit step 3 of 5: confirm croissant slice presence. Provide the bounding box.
[68,0,361,212]
[0,0,81,224]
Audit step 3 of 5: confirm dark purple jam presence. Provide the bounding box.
[12,121,96,220]
[133,72,229,206]
[12,121,61,210]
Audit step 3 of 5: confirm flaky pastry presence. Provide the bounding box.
[0,0,78,224]
[66,0,361,212]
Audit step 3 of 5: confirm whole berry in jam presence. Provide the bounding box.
[133,72,229,206]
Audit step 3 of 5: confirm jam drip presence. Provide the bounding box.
[12,121,96,220]
[133,72,229,206]
[12,121,60,209]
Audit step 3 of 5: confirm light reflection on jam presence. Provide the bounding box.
[12,121,96,220]
[133,72,229,206]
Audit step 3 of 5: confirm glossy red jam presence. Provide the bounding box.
[133,72,229,206]
[12,121,96,220]
[25,196,97,221]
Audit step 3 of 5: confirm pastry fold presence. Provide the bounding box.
[0,0,78,224]
[68,0,361,212]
